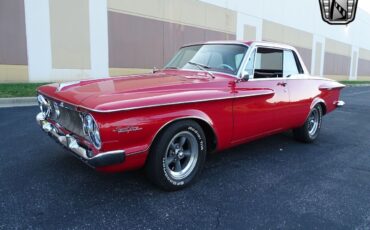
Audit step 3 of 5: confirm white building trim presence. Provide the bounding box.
[24,0,53,82]
[89,0,109,78]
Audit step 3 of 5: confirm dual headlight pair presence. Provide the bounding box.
[37,94,101,150]
[82,114,102,150]
[37,94,60,119]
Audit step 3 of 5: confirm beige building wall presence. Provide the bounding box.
[323,38,352,80]
[108,0,236,34]
[0,0,28,82]
[107,0,237,74]
[49,0,91,69]
[357,48,370,80]
[262,20,313,71]
[314,42,323,76]
[0,65,28,82]
[243,25,256,41]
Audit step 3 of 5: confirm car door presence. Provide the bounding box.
[283,49,314,127]
[232,46,290,144]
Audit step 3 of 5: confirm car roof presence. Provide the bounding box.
[179,40,309,75]
[182,40,297,51]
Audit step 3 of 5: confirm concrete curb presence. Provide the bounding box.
[346,84,370,87]
[0,97,37,108]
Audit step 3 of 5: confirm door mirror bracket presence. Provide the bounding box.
[239,71,250,82]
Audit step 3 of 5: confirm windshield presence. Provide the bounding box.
[165,44,248,75]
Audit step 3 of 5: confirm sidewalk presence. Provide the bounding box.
[0,97,37,108]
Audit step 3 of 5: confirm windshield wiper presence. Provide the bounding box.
[165,66,179,69]
[187,61,215,78]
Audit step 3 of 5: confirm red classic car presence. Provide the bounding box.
[36,41,345,190]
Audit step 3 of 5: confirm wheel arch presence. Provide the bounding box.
[310,98,327,115]
[149,116,218,155]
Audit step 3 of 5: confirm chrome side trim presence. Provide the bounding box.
[39,91,274,113]
[319,85,346,90]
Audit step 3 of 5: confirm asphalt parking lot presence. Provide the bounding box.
[1,86,370,229]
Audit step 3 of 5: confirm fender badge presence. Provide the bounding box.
[114,126,143,133]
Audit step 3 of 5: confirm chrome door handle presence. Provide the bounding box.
[277,82,287,87]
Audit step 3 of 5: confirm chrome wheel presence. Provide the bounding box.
[308,108,319,136]
[164,131,199,180]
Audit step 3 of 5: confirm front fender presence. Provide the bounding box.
[93,107,219,156]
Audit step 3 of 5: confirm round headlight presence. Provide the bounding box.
[83,114,101,149]
[37,95,51,117]
[52,102,60,118]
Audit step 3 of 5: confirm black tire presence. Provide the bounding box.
[293,105,323,143]
[146,120,207,191]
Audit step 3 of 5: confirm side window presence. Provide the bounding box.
[244,49,256,77]
[283,50,300,77]
[253,47,283,79]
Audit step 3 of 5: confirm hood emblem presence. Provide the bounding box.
[57,81,81,92]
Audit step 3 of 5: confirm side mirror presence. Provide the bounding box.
[240,71,250,81]
[153,67,159,73]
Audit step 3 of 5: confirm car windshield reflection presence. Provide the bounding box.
[165,44,249,76]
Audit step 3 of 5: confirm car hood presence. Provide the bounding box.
[38,71,243,112]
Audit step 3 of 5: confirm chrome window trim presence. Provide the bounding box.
[237,46,257,79]
[236,42,309,81]
[238,45,286,80]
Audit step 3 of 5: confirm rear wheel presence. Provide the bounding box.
[293,105,323,143]
[146,120,207,191]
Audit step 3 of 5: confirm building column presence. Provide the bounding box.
[236,12,262,41]
[24,0,109,82]
[89,0,109,78]
[311,35,326,77]
[349,47,359,80]
[24,0,53,82]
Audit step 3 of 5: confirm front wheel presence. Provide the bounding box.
[293,105,323,143]
[146,120,207,191]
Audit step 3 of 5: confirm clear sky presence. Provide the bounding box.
[359,0,370,13]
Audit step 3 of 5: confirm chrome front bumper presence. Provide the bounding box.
[36,112,125,167]
[335,100,345,107]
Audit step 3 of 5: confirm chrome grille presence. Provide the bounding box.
[54,105,84,137]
